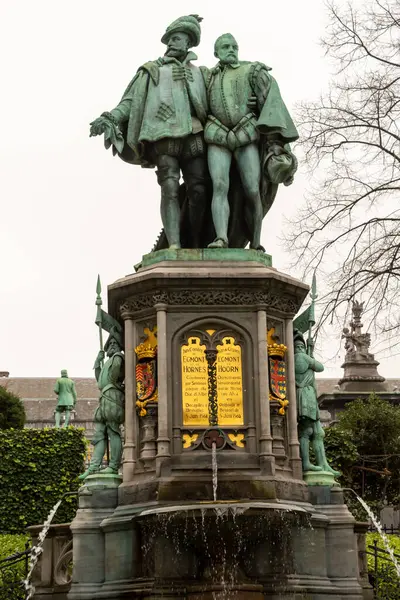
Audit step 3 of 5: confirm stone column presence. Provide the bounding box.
[315,488,364,596]
[68,488,118,600]
[121,313,137,482]
[155,303,171,476]
[257,308,275,475]
[285,317,302,479]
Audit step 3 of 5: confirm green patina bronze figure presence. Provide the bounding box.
[205,33,298,250]
[78,332,125,480]
[293,276,340,480]
[294,331,339,476]
[90,15,210,250]
[79,279,125,480]
[90,20,299,252]
[54,370,77,428]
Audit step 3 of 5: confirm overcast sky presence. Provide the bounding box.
[1,0,396,381]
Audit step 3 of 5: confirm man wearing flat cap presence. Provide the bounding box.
[90,15,209,249]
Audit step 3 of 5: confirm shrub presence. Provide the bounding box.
[366,533,400,599]
[0,428,86,534]
[0,386,25,430]
[324,395,400,517]
[0,534,29,600]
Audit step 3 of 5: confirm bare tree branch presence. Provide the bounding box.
[287,0,400,344]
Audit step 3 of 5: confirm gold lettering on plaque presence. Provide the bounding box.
[181,336,209,426]
[216,336,244,425]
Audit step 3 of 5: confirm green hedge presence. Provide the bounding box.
[366,533,400,599]
[0,387,25,430]
[0,428,86,534]
[0,534,29,600]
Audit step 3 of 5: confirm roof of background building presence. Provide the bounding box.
[2,376,400,425]
[3,376,400,399]
[0,377,99,422]
[1,377,98,398]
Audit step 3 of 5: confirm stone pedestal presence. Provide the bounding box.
[27,523,72,600]
[303,470,340,487]
[67,251,366,599]
[339,354,387,392]
[109,249,307,502]
[68,486,120,600]
[338,298,387,393]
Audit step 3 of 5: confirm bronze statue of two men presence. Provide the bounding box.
[90,15,298,251]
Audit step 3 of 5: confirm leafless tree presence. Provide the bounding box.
[289,0,400,341]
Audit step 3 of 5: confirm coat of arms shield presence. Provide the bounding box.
[136,360,157,401]
[268,357,286,400]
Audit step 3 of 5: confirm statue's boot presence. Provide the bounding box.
[302,462,323,472]
[78,467,100,481]
[250,244,266,252]
[319,462,341,477]
[208,238,228,249]
[98,466,119,475]
[78,438,106,480]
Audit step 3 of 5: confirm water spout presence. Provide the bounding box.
[345,489,400,577]
[211,441,218,502]
[24,491,77,599]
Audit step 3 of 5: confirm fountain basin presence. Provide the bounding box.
[136,500,309,517]
[90,498,317,597]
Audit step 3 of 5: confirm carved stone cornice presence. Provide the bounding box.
[119,288,298,319]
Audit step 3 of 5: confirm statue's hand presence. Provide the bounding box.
[97,350,105,362]
[89,117,110,137]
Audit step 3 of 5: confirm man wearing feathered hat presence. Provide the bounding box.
[79,327,125,480]
[90,15,209,250]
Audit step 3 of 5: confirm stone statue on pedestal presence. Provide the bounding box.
[342,300,372,360]
[54,370,77,428]
[339,299,386,391]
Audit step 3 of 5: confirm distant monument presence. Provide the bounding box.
[339,300,387,392]
[54,370,76,428]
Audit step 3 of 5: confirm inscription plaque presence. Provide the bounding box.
[216,337,244,425]
[181,336,208,425]
[181,332,244,427]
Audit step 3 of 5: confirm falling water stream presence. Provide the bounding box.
[211,441,218,501]
[23,499,63,599]
[353,492,400,577]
